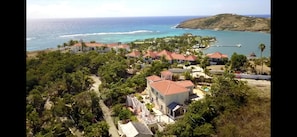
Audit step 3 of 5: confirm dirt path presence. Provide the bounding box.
[90,75,120,137]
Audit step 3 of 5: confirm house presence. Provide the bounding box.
[185,55,197,64]
[146,70,194,119]
[117,44,131,52]
[156,50,174,63]
[160,70,173,80]
[143,49,198,64]
[206,52,228,65]
[247,52,257,60]
[143,50,158,63]
[109,43,131,52]
[118,121,153,137]
[126,50,141,58]
[171,52,186,64]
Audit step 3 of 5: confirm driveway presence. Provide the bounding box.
[90,75,120,137]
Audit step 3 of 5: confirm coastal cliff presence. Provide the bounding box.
[176,14,270,33]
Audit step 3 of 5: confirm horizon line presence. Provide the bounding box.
[27,14,271,20]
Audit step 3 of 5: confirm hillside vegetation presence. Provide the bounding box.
[176,13,270,33]
[163,73,270,137]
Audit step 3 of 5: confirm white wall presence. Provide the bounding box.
[164,92,189,110]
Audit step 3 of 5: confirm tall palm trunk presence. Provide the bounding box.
[259,43,266,74]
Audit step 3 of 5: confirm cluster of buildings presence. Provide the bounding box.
[69,42,229,66]
[126,50,197,64]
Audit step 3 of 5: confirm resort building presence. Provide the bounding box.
[141,49,197,64]
[70,42,130,53]
[206,52,228,65]
[126,50,141,58]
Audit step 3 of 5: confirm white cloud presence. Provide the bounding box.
[95,2,131,16]
[27,2,82,18]
[27,1,136,18]
[26,0,270,18]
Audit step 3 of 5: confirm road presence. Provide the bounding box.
[90,75,120,137]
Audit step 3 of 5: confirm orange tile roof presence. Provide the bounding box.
[206,52,228,59]
[143,50,158,58]
[126,50,141,57]
[157,50,172,56]
[146,75,162,82]
[161,70,173,76]
[118,44,130,48]
[157,50,173,60]
[150,80,189,95]
[175,80,194,87]
[143,49,198,61]
[107,43,118,47]
[171,53,186,60]
[185,55,197,61]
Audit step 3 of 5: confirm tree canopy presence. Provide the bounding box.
[26,51,108,136]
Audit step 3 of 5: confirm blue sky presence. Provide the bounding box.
[27,0,271,19]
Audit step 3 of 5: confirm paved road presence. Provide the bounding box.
[90,75,120,137]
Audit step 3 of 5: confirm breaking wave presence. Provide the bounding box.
[59,30,155,38]
[171,24,179,29]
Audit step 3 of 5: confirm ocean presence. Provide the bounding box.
[26,15,271,57]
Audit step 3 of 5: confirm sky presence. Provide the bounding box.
[27,0,271,19]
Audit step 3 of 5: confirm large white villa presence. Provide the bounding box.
[146,70,194,119]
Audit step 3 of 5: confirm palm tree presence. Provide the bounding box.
[57,45,61,50]
[68,39,75,46]
[259,43,266,74]
[80,39,87,52]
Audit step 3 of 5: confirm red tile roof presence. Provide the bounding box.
[150,80,189,95]
[126,50,141,57]
[175,80,194,87]
[157,50,172,56]
[171,53,186,60]
[161,70,173,76]
[118,44,130,49]
[107,43,118,48]
[206,52,228,59]
[146,75,162,82]
[157,50,173,60]
[143,50,158,58]
[185,55,197,61]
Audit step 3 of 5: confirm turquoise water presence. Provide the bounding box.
[26,16,270,57]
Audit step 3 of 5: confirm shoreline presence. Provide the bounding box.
[175,27,270,34]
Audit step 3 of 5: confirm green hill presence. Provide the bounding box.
[176,13,270,33]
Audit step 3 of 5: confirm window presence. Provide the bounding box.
[160,95,164,100]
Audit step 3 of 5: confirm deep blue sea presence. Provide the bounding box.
[26,15,271,57]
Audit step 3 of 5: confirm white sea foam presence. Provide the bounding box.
[171,24,179,29]
[59,30,154,38]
